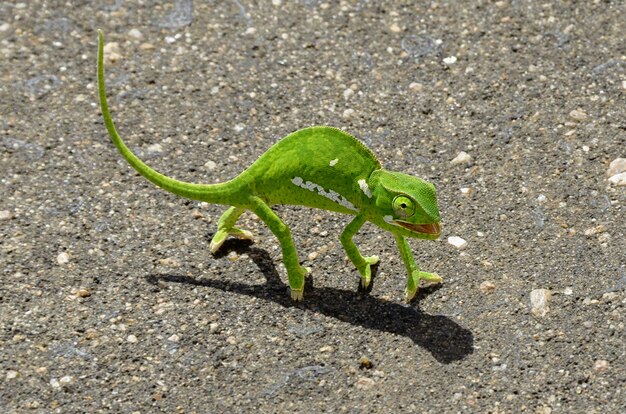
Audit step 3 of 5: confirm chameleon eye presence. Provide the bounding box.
[392,195,416,219]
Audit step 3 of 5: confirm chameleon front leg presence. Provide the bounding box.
[394,234,442,303]
[340,214,380,290]
[209,206,254,253]
[249,196,308,301]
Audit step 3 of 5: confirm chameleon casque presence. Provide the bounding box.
[97,31,442,302]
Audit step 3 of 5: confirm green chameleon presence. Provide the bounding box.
[97,31,442,303]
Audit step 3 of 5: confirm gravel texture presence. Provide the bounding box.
[1,1,625,413]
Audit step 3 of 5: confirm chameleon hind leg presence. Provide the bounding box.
[394,234,442,303]
[209,206,254,253]
[340,215,380,290]
[249,196,309,301]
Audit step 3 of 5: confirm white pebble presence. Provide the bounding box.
[6,370,18,379]
[537,194,547,203]
[530,289,551,317]
[146,143,162,154]
[103,42,122,63]
[443,56,457,65]
[343,108,355,119]
[0,210,12,220]
[569,109,588,121]
[128,28,143,40]
[343,88,354,100]
[608,172,626,186]
[0,22,10,32]
[460,187,473,196]
[447,236,467,249]
[168,334,180,342]
[451,151,471,164]
[126,334,138,343]
[607,158,626,177]
[409,82,423,91]
[56,252,69,265]
[272,0,282,5]
[204,160,217,171]
[234,124,245,132]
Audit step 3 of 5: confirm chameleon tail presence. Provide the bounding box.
[97,30,237,205]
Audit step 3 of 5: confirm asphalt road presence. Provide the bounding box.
[1,1,624,412]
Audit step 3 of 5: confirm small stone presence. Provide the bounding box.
[168,334,180,342]
[128,28,143,40]
[209,322,220,334]
[0,210,12,220]
[569,109,588,121]
[356,376,375,390]
[530,289,551,317]
[563,287,573,295]
[59,375,74,385]
[447,236,467,250]
[227,251,238,261]
[0,22,11,32]
[272,0,282,5]
[451,151,471,164]
[343,88,354,100]
[126,334,138,343]
[50,378,61,388]
[593,360,609,372]
[159,257,180,267]
[139,43,155,51]
[234,124,245,133]
[56,252,69,265]
[245,27,256,35]
[608,172,626,186]
[359,356,373,369]
[319,345,333,353]
[537,194,547,203]
[103,42,122,63]
[607,158,626,177]
[204,160,217,170]
[76,288,91,298]
[146,143,163,154]
[6,370,18,379]
[389,23,402,33]
[308,251,319,261]
[443,56,457,65]
[409,82,423,92]
[460,187,473,196]
[479,281,496,294]
[343,108,355,119]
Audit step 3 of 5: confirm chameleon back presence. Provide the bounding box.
[238,126,382,214]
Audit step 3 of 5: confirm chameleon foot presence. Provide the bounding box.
[209,227,254,253]
[288,266,309,302]
[290,288,304,301]
[358,255,380,289]
[405,271,443,303]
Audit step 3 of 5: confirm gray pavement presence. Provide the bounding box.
[1,1,624,412]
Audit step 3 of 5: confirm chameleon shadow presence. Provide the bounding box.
[147,240,474,364]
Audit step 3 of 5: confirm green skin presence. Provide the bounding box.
[97,31,442,302]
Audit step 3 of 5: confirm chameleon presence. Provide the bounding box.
[97,31,443,303]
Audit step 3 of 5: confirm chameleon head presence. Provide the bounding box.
[368,170,441,240]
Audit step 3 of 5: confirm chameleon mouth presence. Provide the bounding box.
[396,221,441,235]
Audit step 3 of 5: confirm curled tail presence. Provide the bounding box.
[97,30,238,205]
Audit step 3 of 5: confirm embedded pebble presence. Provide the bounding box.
[356,377,375,390]
[319,345,333,353]
[209,322,220,334]
[530,289,551,317]
[103,42,122,63]
[0,22,11,32]
[168,334,180,342]
[389,23,402,33]
[6,370,18,380]
[608,172,626,186]
[76,288,91,298]
[234,124,245,133]
[451,151,471,164]
[460,187,473,196]
[204,160,217,170]
[126,334,138,343]
[409,82,423,92]
[272,0,282,5]
[343,88,354,100]
[593,360,609,372]
[128,28,143,40]
[146,143,163,154]
[607,158,626,177]
[343,108,355,119]
[0,210,12,220]
[308,251,319,261]
[447,236,467,250]
[56,252,69,265]
[443,56,457,65]
[569,109,588,121]
[479,281,496,294]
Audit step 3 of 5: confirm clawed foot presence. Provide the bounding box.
[358,255,380,290]
[405,271,443,303]
[289,266,310,302]
[209,227,254,253]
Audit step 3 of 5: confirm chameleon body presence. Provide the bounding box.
[97,31,442,302]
